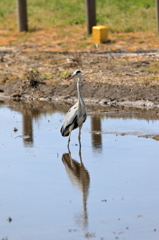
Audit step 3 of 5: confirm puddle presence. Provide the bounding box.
[0,101,159,240]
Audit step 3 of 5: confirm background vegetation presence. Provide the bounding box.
[0,0,156,33]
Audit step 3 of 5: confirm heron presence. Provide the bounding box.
[60,70,87,148]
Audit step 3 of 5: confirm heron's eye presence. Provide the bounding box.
[76,70,81,74]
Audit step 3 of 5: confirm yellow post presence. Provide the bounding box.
[92,26,108,44]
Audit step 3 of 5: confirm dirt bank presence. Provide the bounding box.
[0,48,159,108]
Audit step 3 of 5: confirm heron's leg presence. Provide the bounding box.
[67,132,71,149]
[78,126,81,141]
[79,143,82,163]
[79,141,81,153]
[68,143,70,153]
[78,126,82,149]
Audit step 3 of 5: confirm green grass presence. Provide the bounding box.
[0,0,156,32]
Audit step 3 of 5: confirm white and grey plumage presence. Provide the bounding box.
[60,70,87,147]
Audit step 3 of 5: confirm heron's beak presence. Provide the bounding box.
[66,74,76,82]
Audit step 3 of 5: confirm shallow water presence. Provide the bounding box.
[0,101,159,240]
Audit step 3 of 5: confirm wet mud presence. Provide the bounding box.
[0,49,159,108]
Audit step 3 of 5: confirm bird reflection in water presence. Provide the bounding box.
[62,149,90,229]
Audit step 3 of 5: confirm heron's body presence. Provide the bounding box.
[60,70,87,147]
[60,101,87,137]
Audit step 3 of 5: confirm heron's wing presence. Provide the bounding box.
[61,103,78,136]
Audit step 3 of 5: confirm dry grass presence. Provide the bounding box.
[139,76,159,86]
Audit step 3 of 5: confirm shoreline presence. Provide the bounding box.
[0,92,159,109]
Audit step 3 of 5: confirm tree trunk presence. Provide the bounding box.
[85,0,96,34]
[17,0,28,32]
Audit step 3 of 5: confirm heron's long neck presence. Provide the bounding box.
[77,76,84,106]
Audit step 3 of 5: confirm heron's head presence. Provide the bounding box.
[66,70,82,82]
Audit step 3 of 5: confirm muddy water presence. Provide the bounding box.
[0,101,159,240]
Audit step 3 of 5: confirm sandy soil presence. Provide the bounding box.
[0,47,159,108]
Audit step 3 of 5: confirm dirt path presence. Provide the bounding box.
[0,47,159,108]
